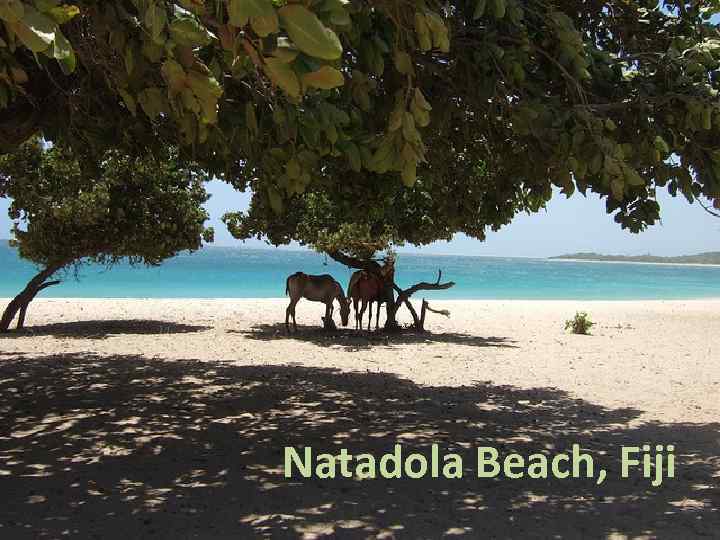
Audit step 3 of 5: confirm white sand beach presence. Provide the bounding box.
[1,298,719,538]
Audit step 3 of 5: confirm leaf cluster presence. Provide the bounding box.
[0,138,213,269]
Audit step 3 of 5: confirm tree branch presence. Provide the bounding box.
[699,199,720,218]
[393,270,456,312]
[326,250,383,273]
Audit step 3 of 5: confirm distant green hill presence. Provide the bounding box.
[551,252,720,265]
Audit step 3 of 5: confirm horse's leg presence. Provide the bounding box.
[288,299,299,332]
[367,302,373,331]
[324,301,333,329]
[375,301,381,330]
[286,297,294,333]
[353,298,360,330]
[359,300,367,332]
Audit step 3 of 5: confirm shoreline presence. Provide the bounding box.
[4,296,720,303]
[550,257,720,268]
[2,297,719,426]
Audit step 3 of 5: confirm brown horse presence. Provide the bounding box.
[347,261,395,331]
[348,270,383,331]
[285,272,350,332]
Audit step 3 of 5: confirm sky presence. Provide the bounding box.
[5,179,713,258]
[204,181,719,257]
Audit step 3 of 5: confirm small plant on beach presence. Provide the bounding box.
[565,312,594,335]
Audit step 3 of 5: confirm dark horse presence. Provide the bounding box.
[347,261,395,331]
[285,272,350,332]
[347,271,382,330]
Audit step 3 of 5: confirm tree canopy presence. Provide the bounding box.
[1,1,719,261]
[0,138,212,330]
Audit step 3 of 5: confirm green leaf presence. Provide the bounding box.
[245,102,258,135]
[48,4,79,24]
[394,50,414,76]
[12,8,56,52]
[413,88,432,111]
[170,17,212,47]
[53,30,75,73]
[401,161,417,187]
[278,5,342,60]
[388,108,403,132]
[492,0,506,19]
[267,185,283,214]
[285,158,301,179]
[414,13,432,52]
[654,135,670,155]
[161,59,186,92]
[302,65,344,89]
[138,87,166,120]
[264,57,301,98]
[229,0,274,27]
[610,177,624,200]
[186,71,223,123]
[0,0,24,23]
[145,3,167,42]
[251,12,279,37]
[124,44,134,75]
[227,0,247,26]
[118,88,137,116]
[473,0,486,20]
[345,142,361,172]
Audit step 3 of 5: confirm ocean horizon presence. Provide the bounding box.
[2,243,720,301]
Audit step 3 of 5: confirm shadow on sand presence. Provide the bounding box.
[0,320,211,340]
[230,323,518,351]
[0,353,718,538]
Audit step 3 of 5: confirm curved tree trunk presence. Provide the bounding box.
[0,264,63,332]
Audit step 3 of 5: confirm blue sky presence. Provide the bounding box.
[2,179,718,257]
[2,181,718,258]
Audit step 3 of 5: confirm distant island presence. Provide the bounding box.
[551,252,720,265]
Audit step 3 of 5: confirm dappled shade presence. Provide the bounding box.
[0,320,212,340]
[232,323,518,352]
[0,353,718,538]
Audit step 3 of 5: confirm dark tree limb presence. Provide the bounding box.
[16,280,62,330]
[419,299,450,332]
[393,270,456,313]
[390,270,455,331]
[326,250,383,273]
[1,264,64,332]
[699,199,720,218]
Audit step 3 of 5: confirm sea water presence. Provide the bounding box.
[2,244,720,300]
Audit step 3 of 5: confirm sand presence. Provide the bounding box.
[1,298,718,538]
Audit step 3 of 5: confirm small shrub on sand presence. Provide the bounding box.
[565,312,594,335]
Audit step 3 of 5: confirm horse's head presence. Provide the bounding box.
[340,297,351,327]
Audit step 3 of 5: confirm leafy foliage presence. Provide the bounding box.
[0,139,213,271]
[565,312,594,335]
[1,1,719,261]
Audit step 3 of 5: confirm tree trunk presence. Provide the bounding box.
[0,265,63,332]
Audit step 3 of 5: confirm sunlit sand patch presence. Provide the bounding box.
[669,498,711,509]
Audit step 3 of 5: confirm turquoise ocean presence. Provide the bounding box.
[2,243,720,300]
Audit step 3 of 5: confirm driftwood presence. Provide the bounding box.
[392,270,455,331]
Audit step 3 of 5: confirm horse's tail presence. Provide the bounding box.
[347,271,360,298]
